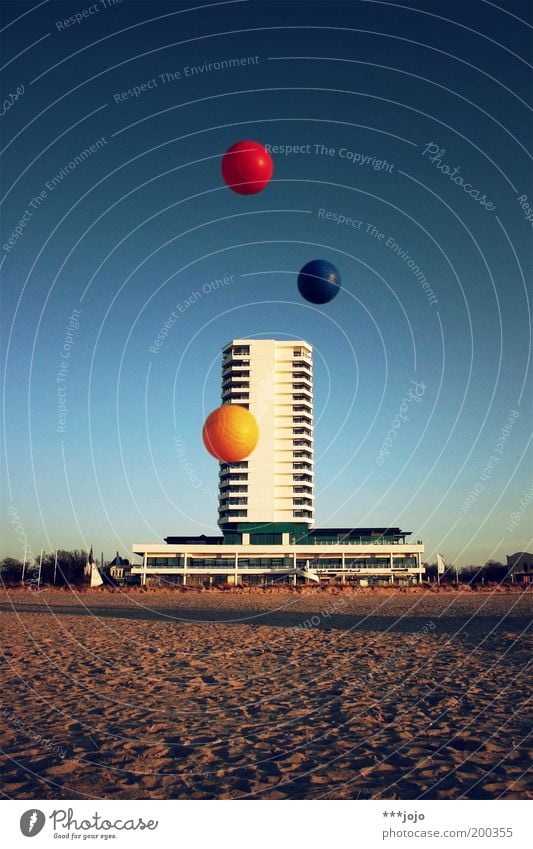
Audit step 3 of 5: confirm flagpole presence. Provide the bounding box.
[21,547,27,584]
[38,549,43,587]
[53,550,58,585]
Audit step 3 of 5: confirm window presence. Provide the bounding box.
[146,557,182,568]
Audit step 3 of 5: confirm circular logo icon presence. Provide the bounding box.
[20,810,46,837]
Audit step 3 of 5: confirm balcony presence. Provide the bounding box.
[222,360,249,373]
[222,347,250,361]
[219,497,248,506]
[219,484,248,494]
[221,392,250,403]
[222,379,249,390]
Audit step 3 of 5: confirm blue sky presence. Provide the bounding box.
[1,0,531,566]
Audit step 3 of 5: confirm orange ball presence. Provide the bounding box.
[202,404,259,462]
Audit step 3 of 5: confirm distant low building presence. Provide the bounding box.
[506,552,533,584]
[108,552,131,582]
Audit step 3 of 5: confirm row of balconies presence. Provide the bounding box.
[222,360,310,375]
[235,391,312,402]
[222,377,311,391]
[220,480,313,491]
[222,347,310,359]
[219,469,313,486]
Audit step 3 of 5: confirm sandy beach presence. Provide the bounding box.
[1,585,531,800]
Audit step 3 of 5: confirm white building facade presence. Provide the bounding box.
[219,339,313,528]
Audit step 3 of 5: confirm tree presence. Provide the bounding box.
[426,561,457,583]
[459,565,484,584]
[0,557,23,585]
[424,562,438,582]
[482,560,507,583]
[52,550,87,585]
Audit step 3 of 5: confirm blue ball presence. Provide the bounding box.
[297,259,341,304]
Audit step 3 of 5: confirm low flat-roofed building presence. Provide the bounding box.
[506,551,533,584]
[132,525,425,586]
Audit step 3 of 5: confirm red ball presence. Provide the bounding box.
[221,140,273,195]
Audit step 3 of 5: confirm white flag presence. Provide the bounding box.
[88,546,103,587]
[90,562,104,587]
[437,552,446,575]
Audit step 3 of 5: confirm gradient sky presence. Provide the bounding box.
[1,0,532,567]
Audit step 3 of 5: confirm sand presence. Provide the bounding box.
[0,585,531,800]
